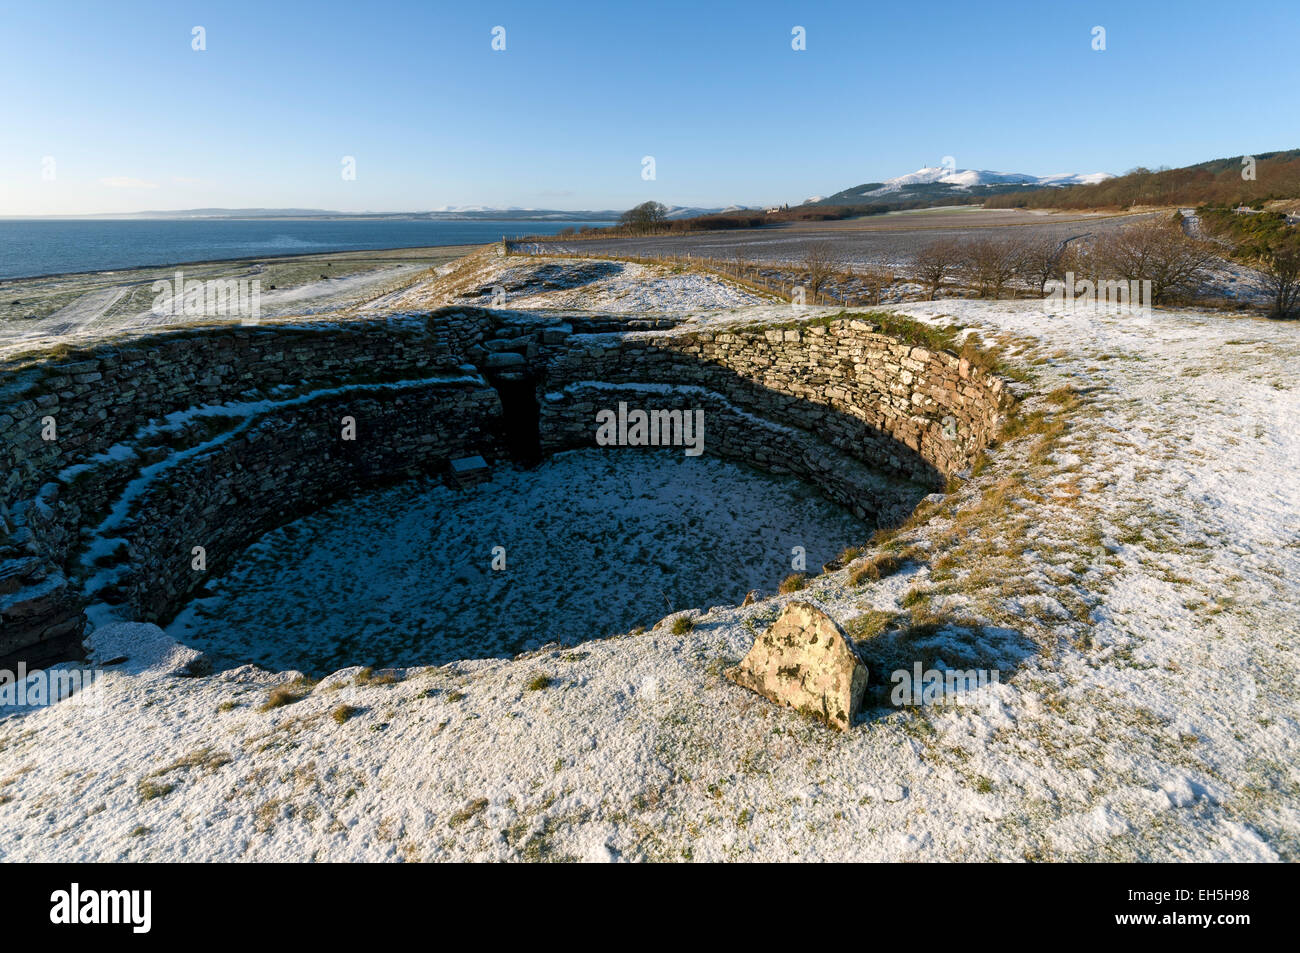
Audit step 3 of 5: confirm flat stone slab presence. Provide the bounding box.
[483,336,532,353]
[484,351,527,369]
[449,455,490,487]
[725,601,867,731]
[449,455,489,475]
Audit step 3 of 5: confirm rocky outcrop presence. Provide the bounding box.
[725,601,868,731]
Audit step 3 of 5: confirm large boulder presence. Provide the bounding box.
[725,601,867,731]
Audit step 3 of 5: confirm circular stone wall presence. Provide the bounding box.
[0,308,1012,666]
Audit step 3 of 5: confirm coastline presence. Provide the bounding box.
[0,244,482,349]
[0,243,487,286]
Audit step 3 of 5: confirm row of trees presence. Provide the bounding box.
[909,219,1224,305]
[776,242,895,304]
[603,205,1298,316]
[611,201,879,238]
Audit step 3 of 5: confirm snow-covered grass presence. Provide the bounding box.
[0,250,465,360]
[1,256,1297,862]
[416,251,773,314]
[164,450,872,676]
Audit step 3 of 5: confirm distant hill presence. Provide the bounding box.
[130,208,348,219]
[811,166,1113,210]
[985,150,1300,210]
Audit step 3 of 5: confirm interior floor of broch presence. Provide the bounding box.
[0,254,1296,862]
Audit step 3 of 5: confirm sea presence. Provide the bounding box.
[0,218,606,281]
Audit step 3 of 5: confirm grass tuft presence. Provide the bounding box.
[137,779,174,802]
[849,553,904,586]
[332,704,361,724]
[259,678,315,712]
[354,667,402,686]
[779,573,808,594]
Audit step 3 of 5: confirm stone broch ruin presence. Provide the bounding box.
[0,307,1012,724]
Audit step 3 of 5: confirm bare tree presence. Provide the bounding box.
[1019,235,1068,296]
[1090,218,1221,304]
[801,241,841,299]
[1058,238,1100,284]
[959,237,1024,298]
[911,239,962,300]
[1244,231,1300,317]
[857,265,895,305]
[730,247,751,280]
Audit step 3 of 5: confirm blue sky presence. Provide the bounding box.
[1,0,1296,215]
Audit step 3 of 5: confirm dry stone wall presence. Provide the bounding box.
[117,383,501,624]
[0,308,1012,667]
[538,317,1013,505]
[0,310,496,664]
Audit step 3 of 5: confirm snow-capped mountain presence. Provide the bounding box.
[812,166,1114,208]
[1033,172,1114,186]
[662,205,723,219]
[869,167,1112,195]
[877,167,1033,190]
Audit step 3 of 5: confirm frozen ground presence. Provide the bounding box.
[532,208,1155,270]
[373,251,773,315]
[164,450,871,676]
[0,246,470,359]
[0,257,1297,862]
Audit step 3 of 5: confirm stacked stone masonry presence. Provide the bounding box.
[0,309,1011,665]
[0,311,496,663]
[538,318,1012,505]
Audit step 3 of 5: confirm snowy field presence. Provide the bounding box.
[378,252,774,314]
[533,208,1154,270]
[0,254,1297,862]
[164,450,871,676]
[0,247,469,359]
